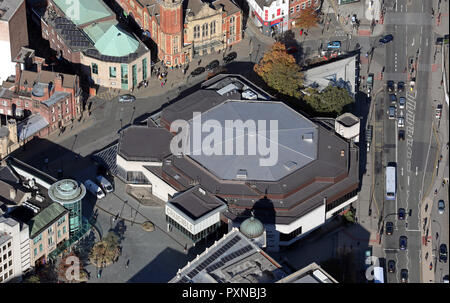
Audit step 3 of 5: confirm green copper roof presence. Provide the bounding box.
[240,216,264,239]
[83,19,118,43]
[48,179,86,204]
[94,25,139,57]
[28,203,68,238]
[53,0,113,26]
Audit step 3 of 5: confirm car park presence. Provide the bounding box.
[191,66,206,76]
[327,41,341,49]
[399,97,406,109]
[380,34,394,44]
[386,221,394,235]
[398,130,405,141]
[439,244,447,263]
[387,80,395,93]
[389,94,397,103]
[389,106,396,119]
[205,60,219,71]
[400,269,408,283]
[398,208,406,220]
[397,81,405,93]
[223,52,237,63]
[399,236,407,250]
[438,200,445,214]
[388,260,396,273]
[397,117,404,128]
[118,94,136,103]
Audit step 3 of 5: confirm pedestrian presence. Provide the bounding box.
[126,259,130,268]
[198,59,201,66]
[161,82,163,88]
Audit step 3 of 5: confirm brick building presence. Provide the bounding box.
[115,0,242,68]
[0,48,82,143]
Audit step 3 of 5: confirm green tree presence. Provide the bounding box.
[23,275,41,283]
[254,42,303,98]
[303,86,354,115]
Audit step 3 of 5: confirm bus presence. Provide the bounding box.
[386,165,396,200]
[373,266,385,283]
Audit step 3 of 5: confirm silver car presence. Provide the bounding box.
[438,200,445,214]
[119,94,136,103]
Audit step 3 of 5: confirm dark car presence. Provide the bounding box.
[398,208,406,220]
[389,94,397,103]
[380,34,394,44]
[118,94,136,103]
[440,244,448,263]
[398,130,405,141]
[287,46,298,55]
[400,269,408,283]
[397,81,405,93]
[223,52,237,63]
[399,236,407,250]
[386,221,394,235]
[387,80,395,93]
[388,260,396,273]
[205,60,220,71]
[191,66,206,76]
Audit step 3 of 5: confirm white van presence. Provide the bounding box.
[84,179,105,199]
[96,175,114,193]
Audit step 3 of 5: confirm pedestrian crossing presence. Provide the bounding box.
[96,90,120,101]
[334,30,347,37]
[405,92,416,159]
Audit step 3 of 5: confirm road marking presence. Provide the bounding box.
[407,175,410,185]
[412,38,415,46]
[426,38,428,46]
[401,167,404,176]
[416,167,418,175]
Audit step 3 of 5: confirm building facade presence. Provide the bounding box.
[31,0,151,90]
[0,216,31,283]
[247,0,289,36]
[115,0,242,68]
[0,0,29,84]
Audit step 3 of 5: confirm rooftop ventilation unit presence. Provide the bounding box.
[164,159,172,165]
[302,133,314,142]
[242,89,257,100]
[198,188,206,195]
[283,161,297,171]
[35,195,45,202]
[23,201,40,214]
[341,150,345,157]
[236,169,248,179]
[217,83,239,96]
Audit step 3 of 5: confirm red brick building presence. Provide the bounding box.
[288,0,320,30]
[116,0,242,67]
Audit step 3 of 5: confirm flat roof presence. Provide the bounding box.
[277,262,338,283]
[0,0,24,22]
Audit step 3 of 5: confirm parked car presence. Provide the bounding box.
[438,200,445,214]
[439,244,447,263]
[398,208,406,220]
[191,66,206,76]
[380,34,394,44]
[367,73,374,90]
[399,236,407,250]
[96,175,114,194]
[118,94,136,103]
[327,41,341,49]
[398,130,405,141]
[443,275,449,283]
[205,60,219,71]
[84,179,105,199]
[388,260,396,273]
[389,105,396,119]
[397,81,405,93]
[400,269,408,283]
[399,97,406,109]
[387,80,395,93]
[223,52,237,63]
[386,221,394,235]
[398,117,405,128]
[436,104,443,118]
[389,94,397,103]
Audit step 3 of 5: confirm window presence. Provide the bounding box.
[7,242,10,248]
[57,217,65,226]
[34,248,37,256]
[52,116,55,123]
[66,108,69,114]
[9,269,12,276]
[173,36,179,54]
[2,100,7,106]
[63,226,66,234]
[48,226,53,234]
[194,25,200,39]
[39,244,43,252]
[302,2,306,9]
[202,23,208,37]
[109,66,117,78]
[33,234,42,244]
[272,14,275,19]
[48,237,53,245]
[277,9,281,16]
[230,16,235,24]
[210,21,216,35]
[296,5,300,11]
[8,260,12,266]
[58,230,61,238]
[7,251,11,257]
[92,63,98,75]
[230,25,235,35]
[308,0,311,6]
[52,107,55,113]
[142,58,147,79]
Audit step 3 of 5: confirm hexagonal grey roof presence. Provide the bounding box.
[184,101,318,182]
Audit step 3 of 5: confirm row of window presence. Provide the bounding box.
[0,251,12,263]
[92,59,148,81]
[32,225,67,256]
[0,269,13,283]
[1,242,11,252]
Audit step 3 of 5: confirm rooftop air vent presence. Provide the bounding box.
[302,133,314,142]
[236,169,248,179]
[283,161,297,171]
[35,195,45,202]
[198,187,206,195]
[341,150,345,157]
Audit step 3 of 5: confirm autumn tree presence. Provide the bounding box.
[254,42,303,98]
[294,6,320,30]
[303,86,354,115]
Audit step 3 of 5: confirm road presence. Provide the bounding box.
[374,0,438,283]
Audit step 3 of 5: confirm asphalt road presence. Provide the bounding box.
[375,0,436,283]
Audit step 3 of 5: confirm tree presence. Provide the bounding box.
[254,42,303,98]
[89,232,120,267]
[303,86,354,115]
[294,6,320,30]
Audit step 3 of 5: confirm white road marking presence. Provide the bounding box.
[416,167,418,176]
[407,175,410,185]
[426,38,428,46]
[401,167,404,176]
[411,38,415,46]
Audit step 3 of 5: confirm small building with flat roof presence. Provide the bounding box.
[335,112,360,143]
[276,262,338,283]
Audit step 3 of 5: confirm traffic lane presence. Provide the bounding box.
[384,250,399,283]
[406,230,422,282]
[432,186,448,282]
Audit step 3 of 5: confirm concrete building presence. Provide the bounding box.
[335,112,359,143]
[0,216,31,283]
[0,48,83,142]
[169,228,286,282]
[30,0,151,90]
[0,158,70,267]
[115,0,242,68]
[0,0,29,84]
[94,74,359,252]
[276,262,338,283]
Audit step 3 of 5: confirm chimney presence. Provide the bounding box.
[15,63,21,87]
[37,61,42,73]
[55,73,63,91]
[10,187,17,201]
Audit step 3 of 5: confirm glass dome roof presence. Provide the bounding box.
[48,179,86,204]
